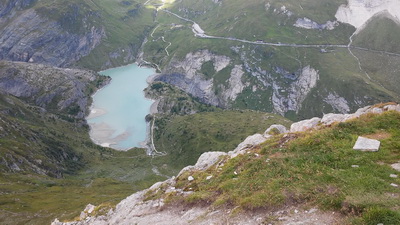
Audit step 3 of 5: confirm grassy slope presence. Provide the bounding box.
[76,0,155,70]
[154,111,292,171]
[169,0,352,44]
[351,14,400,96]
[170,110,400,224]
[32,0,155,70]
[142,0,400,119]
[0,94,166,224]
[353,14,400,54]
[0,85,292,224]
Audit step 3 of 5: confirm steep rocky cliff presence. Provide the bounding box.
[0,0,154,70]
[0,1,105,68]
[0,60,108,177]
[0,61,109,118]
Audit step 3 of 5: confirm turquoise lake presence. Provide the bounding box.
[87,64,155,150]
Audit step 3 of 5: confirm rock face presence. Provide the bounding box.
[324,92,350,114]
[0,1,105,67]
[156,50,248,107]
[0,61,107,118]
[221,64,246,102]
[353,136,380,152]
[272,66,319,115]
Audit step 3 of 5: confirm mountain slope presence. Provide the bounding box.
[55,104,400,225]
[141,0,400,120]
[1,0,400,118]
[0,0,154,70]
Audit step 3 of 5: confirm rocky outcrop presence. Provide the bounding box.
[0,3,105,67]
[155,72,219,105]
[221,64,247,102]
[0,61,107,118]
[290,103,400,132]
[324,92,350,114]
[290,117,321,133]
[156,50,242,107]
[272,65,319,115]
[294,17,338,30]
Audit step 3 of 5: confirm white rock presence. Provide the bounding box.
[263,124,288,138]
[222,65,247,101]
[371,107,383,114]
[290,117,321,132]
[390,183,398,187]
[177,165,195,177]
[188,176,194,181]
[229,134,267,158]
[272,65,319,115]
[84,204,96,214]
[383,104,400,111]
[391,162,400,172]
[351,165,359,168]
[194,152,227,170]
[206,175,213,180]
[321,113,350,125]
[390,174,398,178]
[353,137,380,152]
[51,219,61,225]
[324,93,350,114]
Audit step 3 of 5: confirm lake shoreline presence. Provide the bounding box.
[86,63,157,151]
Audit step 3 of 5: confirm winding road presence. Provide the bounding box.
[161,9,400,56]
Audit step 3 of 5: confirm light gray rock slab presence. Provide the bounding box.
[371,107,384,114]
[194,152,227,170]
[353,136,380,152]
[229,134,266,158]
[290,117,321,132]
[384,104,400,112]
[321,113,349,125]
[391,162,400,172]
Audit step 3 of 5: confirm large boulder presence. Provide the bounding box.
[321,113,351,125]
[290,117,321,132]
[194,152,227,170]
[263,124,288,138]
[229,134,267,158]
